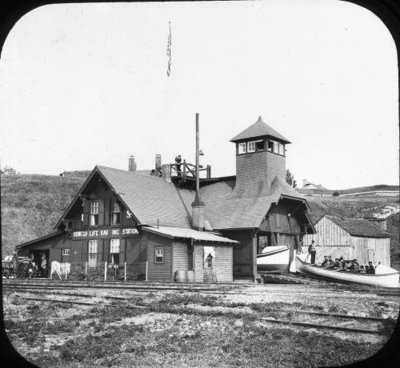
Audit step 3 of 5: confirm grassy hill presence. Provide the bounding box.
[1,174,86,256]
[1,174,399,267]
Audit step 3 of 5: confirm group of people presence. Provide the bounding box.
[320,255,376,274]
[308,240,376,274]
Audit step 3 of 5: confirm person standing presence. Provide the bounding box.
[175,155,182,176]
[308,240,317,265]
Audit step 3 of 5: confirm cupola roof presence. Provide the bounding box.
[230,116,291,144]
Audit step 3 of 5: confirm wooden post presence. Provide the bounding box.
[195,113,200,194]
[145,261,148,281]
[104,261,107,281]
[85,262,88,275]
[124,262,127,282]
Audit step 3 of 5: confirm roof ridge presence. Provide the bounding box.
[97,165,174,183]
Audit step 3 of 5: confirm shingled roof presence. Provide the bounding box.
[57,164,311,232]
[230,116,291,144]
[177,176,309,229]
[325,215,390,238]
[96,166,191,228]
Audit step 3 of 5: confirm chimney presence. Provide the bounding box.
[161,164,171,182]
[155,154,162,170]
[128,156,137,172]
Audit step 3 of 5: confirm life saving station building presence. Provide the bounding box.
[17,117,315,282]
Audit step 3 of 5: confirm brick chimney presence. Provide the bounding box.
[128,155,137,172]
[230,116,291,197]
[155,154,162,170]
[161,164,171,182]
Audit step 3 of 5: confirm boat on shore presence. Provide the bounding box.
[295,255,400,288]
[257,245,290,272]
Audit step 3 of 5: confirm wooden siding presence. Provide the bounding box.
[350,236,391,266]
[303,217,351,246]
[303,217,391,266]
[193,246,204,282]
[172,241,189,275]
[213,246,233,282]
[146,232,172,281]
[125,237,146,264]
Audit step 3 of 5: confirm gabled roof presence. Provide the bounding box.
[142,226,238,244]
[56,165,313,232]
[57,166,191,229]
[178,175,312,230]
[325,215,390,238]
[230,116,291,144]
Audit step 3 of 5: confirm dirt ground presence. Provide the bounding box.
[3,282,400,368]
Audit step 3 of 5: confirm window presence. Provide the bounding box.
[88,240,98,267]
[90,201,99,226]
[267,141,274,152]
[238,142,246,154]
[110,239,120,264]
[62,248,70,256]
[112,202,121,225]
[247,141,256,153]
[278,143,285,156]
[154,247,164,263]
[255,140,265,151]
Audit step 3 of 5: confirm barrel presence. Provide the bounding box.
[175,270,187,283]
[186,270,195,283]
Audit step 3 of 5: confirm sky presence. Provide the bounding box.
[0,0,398,189]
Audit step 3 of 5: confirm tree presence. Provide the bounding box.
[286,169,297,188]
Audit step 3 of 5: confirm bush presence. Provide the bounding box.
[332,191,340,197]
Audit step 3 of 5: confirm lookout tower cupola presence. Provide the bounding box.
[230,116,291,197]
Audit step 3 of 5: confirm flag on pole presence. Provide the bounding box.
[166,22,172,77]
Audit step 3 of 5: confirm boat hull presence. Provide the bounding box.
[295,255,400,288]
[257,245,290,272]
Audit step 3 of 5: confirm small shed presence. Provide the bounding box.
[302,215,391,266]
[142,226,238,282]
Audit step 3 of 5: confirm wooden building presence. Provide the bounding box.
[16,116,314,281]
[302,215,391,266]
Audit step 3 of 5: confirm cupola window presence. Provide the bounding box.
[267,140,285,156]
[255,140,265,151]
[278,143,284,155]
[238,142,246,154]
[247,141,256,153]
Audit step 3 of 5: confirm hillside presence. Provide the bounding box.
[1,174,399,267]
[1,174,86,256]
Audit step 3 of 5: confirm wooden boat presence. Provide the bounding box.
[257,245,290,272]
[295,255,400,288]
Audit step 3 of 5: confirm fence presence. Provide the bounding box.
[68,261,148,282]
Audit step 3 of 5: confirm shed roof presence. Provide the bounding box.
[16,231,64,250]
[325,215,390,238]
[142,226,238,244]
[230,116,291,144]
